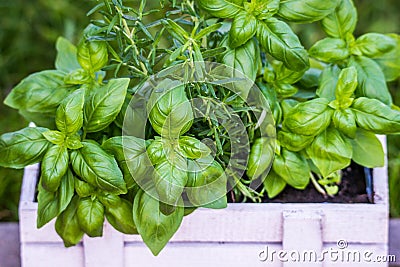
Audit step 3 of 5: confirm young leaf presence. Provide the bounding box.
[333,109,357,138]
[257,18,309,71]
[55,196,84,247]
[0,127,51,169]
[246,137,274,179]
[65,134,83,150]
[178,136,211,159]
[306,127,352,178]
[70,141,127,194]
[133,190,184,256]
[277,0,339,23]
[37,169,74,228]
[56,88,85,135]
[272,149,310,189]
[350,129,384,168]
[42,130,66,145]
[283,98,334,136]
[348,56,392,105]
[335,66,357,103]
[74,178,95,198]
[197,0,243,18]
[41,145,69,192]
[77,39,108,72]
[321,0,357,39]
[229,11,257,48]
[4,70,71,113]
[278,131,314,152]
[77,197,105,237]
[309,38,349,62]
[263,170,287,198]
[105,198,138,234]
[354,33,396,58]
[186,158,227,208]
[84,78,129,133]
[55,37,81,72]
[351,97,400,134]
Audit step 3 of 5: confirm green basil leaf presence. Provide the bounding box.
[309,38,349,62]
[0,127,51,168]
[272,149,310,189]
[102,136,151,189]
[317,65,341,101]
[321,0,357,39]
[373,34,400,82]
[197,0,243,18]
[84,78,129,133]
[348,56,392,105]
[105,198,138,235]
[333,109,357,138]
[257,18,309,71]
[263,170,287,198]
[146,139,168,166]
[335,66,357,104]
[64,69,92,85]
[229,11,257,48]
[56,88,85,135]
[98,193,121,208]
[351,97,400,134]
[246,137,275,179]
[277,0,339,23]
[77,197,105,237]
[55,196,84,247]
[41,145,69,192]
[186,158,227,208]
[74,177,95,198]
[65,134,83,150]
[272,61,305,84]
[55,37,81,72]
[70,141,127,194]
[154,159,188,207]
[18,110,56,129]
[133,190,184,256]
[306,127,352,177]
[77,39,108,72]
[37,169,74,228]
[350,129,384,168]
[354,33,396,58]
[178,136,211,159]
[275,83,298,98]
[42,130,65,145]
[278,131,314,152]
[283,98,334,136]
[148,81,193,138]
[221,37,260,85]
[4,70,71,113]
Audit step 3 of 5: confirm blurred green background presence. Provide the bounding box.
[0,0,399,221]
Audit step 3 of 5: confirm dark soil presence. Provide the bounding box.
[260,162,371,204]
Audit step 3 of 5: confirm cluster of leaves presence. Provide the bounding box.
[1,0,400,255]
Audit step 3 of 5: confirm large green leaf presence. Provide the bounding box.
[321,0,357,39]
[257,18,309,71]
[77,197,105,237]
[37,169,74,228]
[306,127,352,177]
[84,78,129,133]
[229,11,257,48]
[56,88,85,135]
[197,0,243,18]
[70,141,127,194]
[4,70,71,113]
[178,136,211,159]
[332,109,357,138]
[263,170,287,198]
[246,137,274,179]
[278,131,314,152]
[105,198,138,235]
[348,56,392,105]
[373,34,400,82]
[353,33,396,58]
[351,97,400,134]
[351,129,384,168]
[283,98,334,136]
[272,149,310,189]
[55,196,84,247]
[55,37,81,72]
[41,145,69,192]
[133,190,184,256]
[0,127,51,168]
[277,0,339,23]
[309,38,349,62]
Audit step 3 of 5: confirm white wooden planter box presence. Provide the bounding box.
[19,137,389,267]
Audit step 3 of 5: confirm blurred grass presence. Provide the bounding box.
[0,0,399,220]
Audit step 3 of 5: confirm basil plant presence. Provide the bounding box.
[1,0,400,255]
